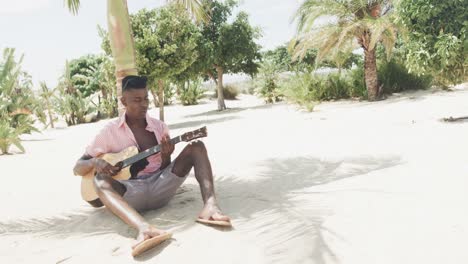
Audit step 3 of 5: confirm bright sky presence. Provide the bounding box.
[0,0,300,88]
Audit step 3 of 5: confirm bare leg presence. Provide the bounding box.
[94,173,168,247]
[171,141,230,222]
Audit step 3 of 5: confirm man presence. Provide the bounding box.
[73,75,230,256]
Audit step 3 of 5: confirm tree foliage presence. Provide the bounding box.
[131,6,200,85]
[397,0,467,86]
[197,0,261,110]
[69,54,108,97]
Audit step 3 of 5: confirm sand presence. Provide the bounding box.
[1,84,467,263]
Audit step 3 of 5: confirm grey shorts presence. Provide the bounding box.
[118,162,188,211]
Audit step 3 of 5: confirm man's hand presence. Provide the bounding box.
[94,158,121,176]
[160,134,174,158]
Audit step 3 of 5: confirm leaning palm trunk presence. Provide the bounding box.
[107,0,138,115]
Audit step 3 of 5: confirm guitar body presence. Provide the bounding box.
[80,146,138,203]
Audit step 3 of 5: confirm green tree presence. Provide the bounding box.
[100,6,200,121]
[264,45,319,73]
[292,0,399,101]
[199,0,262,110]
[397,0,467,87]
[65,0,209,115]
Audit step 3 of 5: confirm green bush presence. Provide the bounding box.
[280,73,318,111]
[279,58,432,110]
[255,60,282,103]
[311,73,350,101]
[0,48,40,154]
[378,59,433,94]
[54,88,96,126]
[179,79,205,105]
[348,67,368,99]
[280,71,369,110]
[214,84,239,100]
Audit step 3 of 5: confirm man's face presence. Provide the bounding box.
[121,88,149,120]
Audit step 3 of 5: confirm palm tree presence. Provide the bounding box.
[64,0,208,115]
[292,0,398,101]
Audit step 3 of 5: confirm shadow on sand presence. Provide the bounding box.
[183,103,278,119]
[167,115,239,130]
[0,155,401,262]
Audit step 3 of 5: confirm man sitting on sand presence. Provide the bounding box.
[73,75,230,255]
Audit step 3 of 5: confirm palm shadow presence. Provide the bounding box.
[167,116,239,130]
[184,103,278,119]
[0,155,401,263]
[157,155,402,263]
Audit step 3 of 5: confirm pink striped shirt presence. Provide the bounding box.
[85,113,169,177]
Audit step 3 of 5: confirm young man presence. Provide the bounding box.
[73,75,230,255]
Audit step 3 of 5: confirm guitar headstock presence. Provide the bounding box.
[181,126,207,142]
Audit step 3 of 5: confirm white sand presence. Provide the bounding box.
[1,84,468,263]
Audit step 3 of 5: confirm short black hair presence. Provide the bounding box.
[122,75,147,91]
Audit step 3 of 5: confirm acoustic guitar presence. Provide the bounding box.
[81,126,207,204]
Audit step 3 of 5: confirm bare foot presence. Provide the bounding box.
[132,225,169,249]
[198,202,230,222]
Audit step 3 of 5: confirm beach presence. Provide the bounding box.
[1,84,468,264]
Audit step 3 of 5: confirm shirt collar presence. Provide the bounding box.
[118,111,158,131]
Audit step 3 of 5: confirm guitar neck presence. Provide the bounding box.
[120,136,182,168]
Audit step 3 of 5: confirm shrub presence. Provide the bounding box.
[279,58,432,110]
[311,73,350,101]
[255,60,283,103]
[280,73,318,111]
[0,48,40,154]
[348,67,368,99]
[214,84,239,100]
[378,59,433,94]
[54,88,96,126]
[179,79,206,105]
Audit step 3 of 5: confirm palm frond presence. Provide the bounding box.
[169,0,210,23]
[0,49,24,97]
[64,0,80,15]
[293,0,349,33]
[367,15,397,51]
[11,138,25,153]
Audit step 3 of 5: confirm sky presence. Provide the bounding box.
[0,0,301,88]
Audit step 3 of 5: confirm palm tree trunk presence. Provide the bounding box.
[364,48,379,101]
[107,0,138,115]
[158,79,165,121]
[215,66,226,111]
